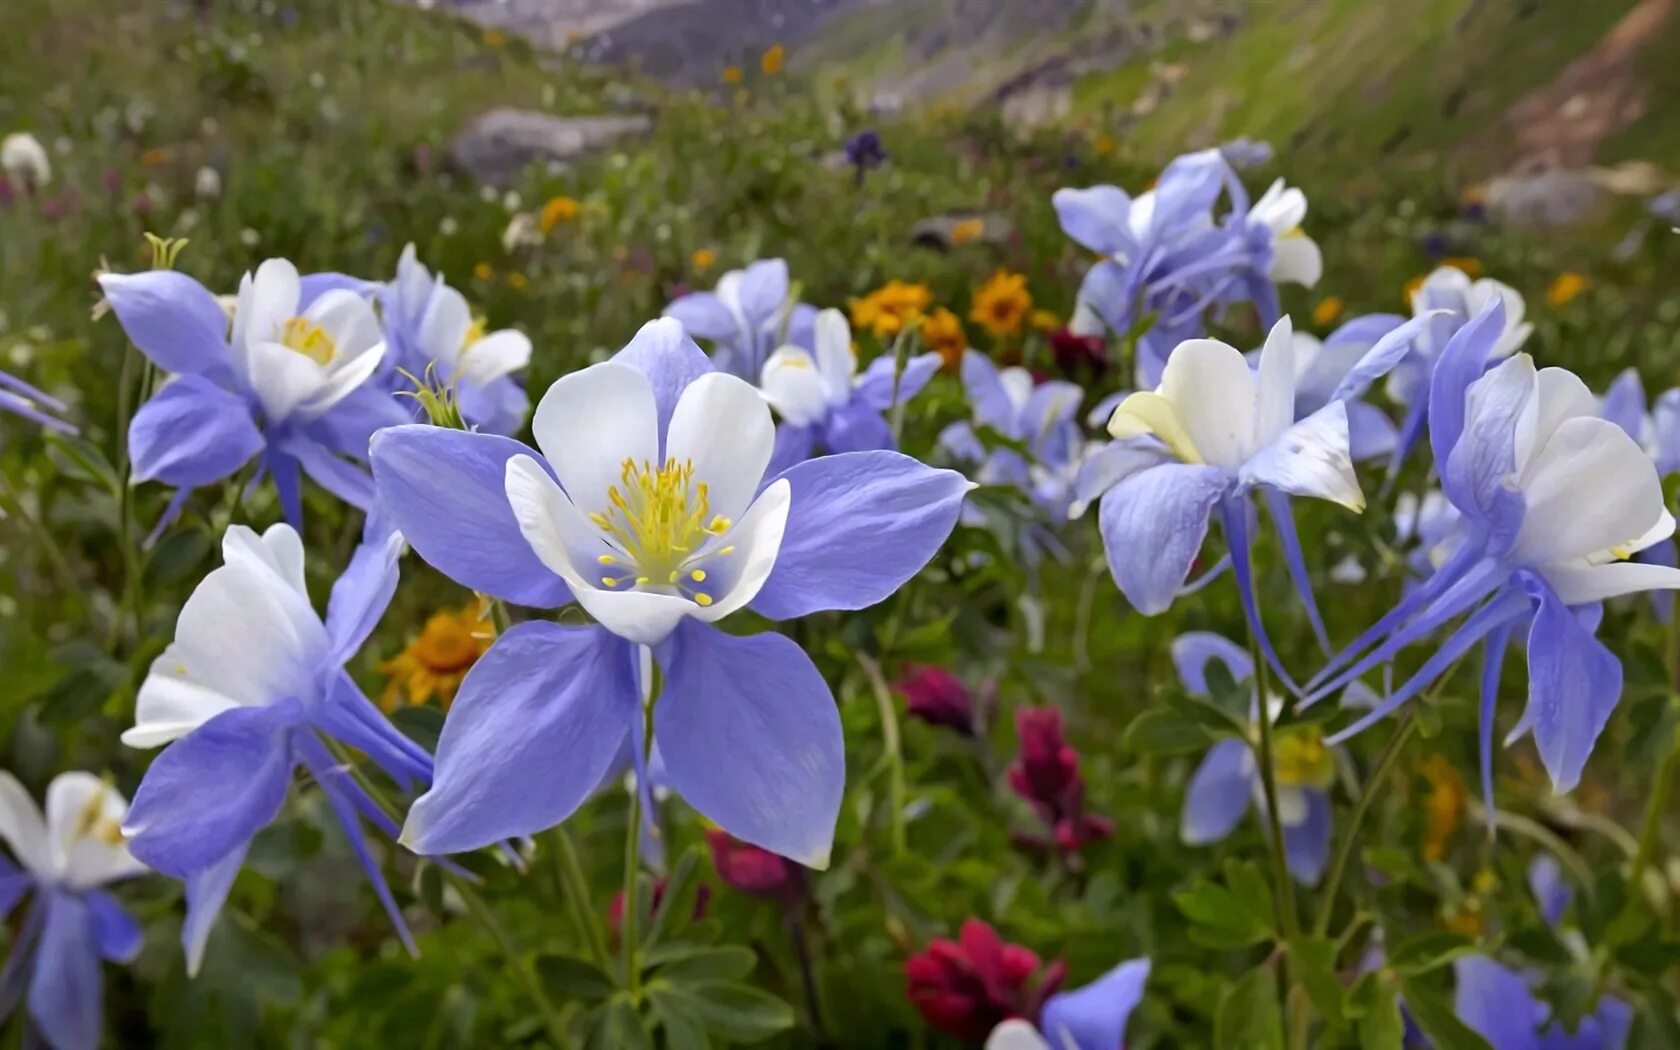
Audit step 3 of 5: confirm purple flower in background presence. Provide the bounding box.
[844,129,887,182]
[759,307,941,474]
[939,352,1087,520]
[663,258,816,383]
[1454,955,1630,1049]
[121,523,429,973]
[895,664,978,735]
[1171,633,1336,883]
[1598,367,1680,477]
[371,318,969,866]
[1220,136,1274,171]
[0,774,147,1050]
[985,958,1151,1050]
[380,244,532,436]
[0,369,74,434]
[99,260,408,533]
[1309,301,1680,813]
[1007,707,1113,854]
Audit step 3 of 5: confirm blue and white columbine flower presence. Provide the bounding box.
[0,773,146,1050]
[100,260,407,530]
[380,244,532,436]
[1171,633,1335,884]
[1309,301,1680,806]
[121,522,427,972]
[370,318,969,865]
[985,958,1150,1050]
[663,258,816,383]
[759,307,941,474]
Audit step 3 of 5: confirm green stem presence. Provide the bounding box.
[857,653,907,857]
[453,874,572,1048]
[1313,713,1416,937]
[886,325,916,444]
[1244,628,1301,940]
[622,659,658,994]
[550,824,612,972]
[113,341,144,647]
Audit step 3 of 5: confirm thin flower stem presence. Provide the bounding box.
[550,824,613,973]
[1313,712,1416,938]
[622,659,659,994]
[857,653,908,857]
[787,909,832,1047]
[887,325,916,444]
[452,874,572,1049]
[1245,624,1301,940]
[113,341,144,647]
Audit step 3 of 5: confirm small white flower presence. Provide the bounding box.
[1249,178,1321,288]
[229,258,386,423]
[194,165,222,199]
[0,772,146,890]
[1,132,51,188]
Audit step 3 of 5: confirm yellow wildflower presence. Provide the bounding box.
[1029,309,1060,333]
[507,272,529,291]
[1441,256,1483,278]
[539,195,580,234]
[691,248,717,272]
[761,44,786,77]
[920,307,966,369]
[473,261,495,281]
[1546,272,1588,307]
[139,147,171,168]
[950,218,985,246]
[1312,297,1343,327]
[380,604,496,710]
[722,65,743,85]
[850,280,933,339]
[969,269,1033,338]
[1093,134,1117,156]
[484,29,506,48]
[1419,755,1465,862]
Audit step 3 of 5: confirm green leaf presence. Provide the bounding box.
[1290,935,1345,1025]
[1125,707,1217,756]
[1399,975,1492,1050]
[1223,859,1274,926]
[1216,965,1284,1050]
[647,980,794,1043]
[1388,931,1477,975]
[652,945,757,983]
[643,846,703,951]
[1173,878,1271,948]
[1352,976,1405,1050]
[650,989,713,1050]
[597,996,653,1050]
[535,954,614,1001]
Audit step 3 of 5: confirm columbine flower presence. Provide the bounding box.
[664,258,815,382]
[759,307,941,473]
[1242,177,1322,293]
[99,259,405,531]
[969,270,1033,339]
[1007,708,1113,854]
[906,920,1065,1044]
[1220,136,1274,170]
[379,602,495,710]
[1309,301,1680,805]
[370,318,969,865]
[0,773,147,1050]
[121,523,429,972]
[940,352,1086,521]
[850,279,933,339]
[0,369,74,433]
[1172,633,1334,883]
[1,132,50,189]
[984,958,1150,1050]
[895,665,977,735]
[1094,317,1364,686]
[706,829,803,903]
[1599,367,1680,476]
[380,244,532,435]
[921,306,968,369]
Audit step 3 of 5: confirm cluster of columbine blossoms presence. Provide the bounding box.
[1,138,1676,1048]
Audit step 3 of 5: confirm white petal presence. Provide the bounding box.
[1160,338,1257,468]
[531,362,659,511]
[1512,417,1667,566]
[243,339,328,422]
[459,329,531,386]
[812,308,854,404]
[0,772,51,877]
[221,523,307,596]
[761,348,830,427]
[1543,559,1680,605]
[233,258,300,362]
[665,372,775,524]
[985,1020,1051,1050]
[123,665,241,748]
[45,774,145,889]
[503,454,598,587]
[298,338,385,419]
[1514,365,1596,478]
[1240,402,1364,511]
[690,479,790,622]
[1270,235,1322,288]
[306,289,383,361]
[999,367,1034,417]
[1254,316,1297,447]
[1274,785,1309,827]
[418,282,473,365]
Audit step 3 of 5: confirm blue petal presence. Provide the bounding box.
[1427,299,1508,477]
[959,351,1018,435]
[1052,185,1136,256]
[28,893,101,1050]
[324,530,403,664]
[1039,957,1151,1050]
[401,623,639,855]
[1326,313,1435,403]
[182,843,246,977]
[1542,996,1633,1050]
[1599,368,1646,443]
[853,352,941,411]
[751,451,969,621]
[1170,632,1254,695]
[305,384,414,459]
[655,621,842,867]
[1180,739,1254,845]
[123,701,301,878]
[1265,490,1331,654]
[1345,399,1399,461]
[97,271,232,380]
[1527,854,1571,928]
[822,400,892,454]
[1519,571,1623,793]
[0,865,30,922]
[456,376,529,437]
[1097,463,1231,615]
[1282,790,1332,885]
[734,259,789,325]
[1454,956,1543,1050]
[281,435,379,511]
[664,292,737,341]
[766,423,817,478]
[369,425,572,608]
[611,318,716,446]
[1479,621,1516,836]
[84,892,140,964]
[1443,354,1532,543]
[315,673,434,789]
[129,376,263,488]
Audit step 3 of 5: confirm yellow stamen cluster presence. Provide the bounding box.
[590,457,732,603]
[1272,729,1335,790]
[280,316,336,365]
[72,787,124,846]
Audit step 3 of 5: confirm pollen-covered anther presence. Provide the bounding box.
[279,316,337,364]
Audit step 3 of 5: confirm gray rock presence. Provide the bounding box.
[449,108,652,185]
[1483,169,1608,229]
